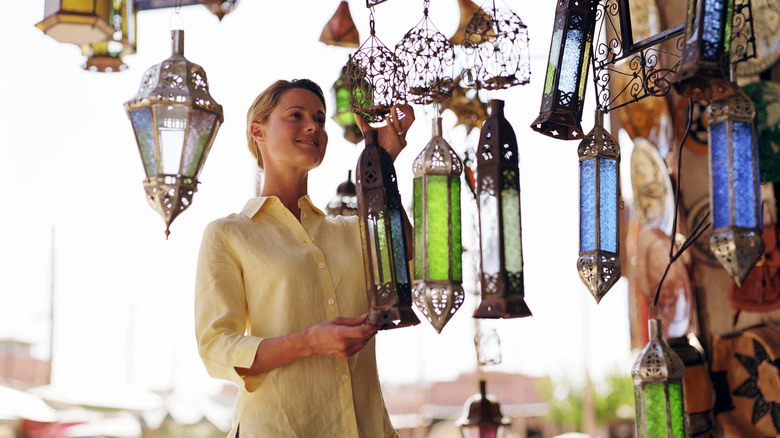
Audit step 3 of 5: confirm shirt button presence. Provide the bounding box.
[341,375,349,382]
[319,263,325,269]
[328,299,335,305]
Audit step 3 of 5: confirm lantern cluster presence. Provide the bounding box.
[326,171,358,218]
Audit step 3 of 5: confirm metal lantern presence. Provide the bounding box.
[412,117,464,333]
[672,0,734,101]
[201,0,239,21]
[474,99,531,319]
[708,85,764,285]
[632,318,687,438]
[81,0,136,72]
[356,130,420,330]
[455,380,512,438]
[530,0,598,140]
[577,110,621,303]
[36,0,115,46]
[320,1,360,48]
[331,63,363,144]
[326,170,358,217]
[124,29,223,238]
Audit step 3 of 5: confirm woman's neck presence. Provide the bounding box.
[260,168,308,221]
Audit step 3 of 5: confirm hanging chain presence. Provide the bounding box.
[369,8,376,36]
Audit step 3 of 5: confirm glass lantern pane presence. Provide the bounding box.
[580,158,597,252]
[182,109,218,179]
[129,107,156,178]
[669,382,685,438]
[501,184,523,274]
[373,210,393,286]
[560,14,585,98]
[542,20,564,111]
[427,175,450,281]
[480,179,500,276]
[156,105,189,175]
[599,158,618,253]
[644,382,668,438]
[634,385,645,438]
[390,207,409,291]
[334,87,357,128]
[578,36,592,103]
[702,0,724,60]
[366,212,382,286]
[710,121,730,229]
[413,178,423,280]
[452,180,462,282]
[733,121,758,228]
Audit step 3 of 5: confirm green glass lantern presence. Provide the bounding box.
[124,29,223,238]
[632,318,687,438]
[577,110,621,303]
[81,0,137,72]
[474,100,531,319]
[36,0,115,46]
[531,0,598,140]
[708,85,764,285]
[412,117,464,333]
[356,130,420,330]
[331,63,363,144]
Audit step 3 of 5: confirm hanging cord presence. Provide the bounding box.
[651,99,711,308]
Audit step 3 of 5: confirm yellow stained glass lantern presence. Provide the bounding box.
[36,0,115,46]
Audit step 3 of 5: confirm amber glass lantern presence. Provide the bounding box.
[474,100,531,319]
[708,85,764,285]
[326,170,358,217]
[412,117,464,333]
[124,29,223,238]
[357,130,420,330]
[632,318,687,438]
[81,0,136,72]
[319,1,360,48]
[530,0,598,140]
[36,0,115,45]
[455,380,512,438]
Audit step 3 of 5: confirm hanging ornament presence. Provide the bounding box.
[356,130,420,329]
[36,0,115,46]
[474,100,531,319]
[200,0,238,21]
[394,0,455,105]
[437,73,489,136]
[461,0,531,90]
[577,110,621,303]
[331,62,364,144]
[326,170,358,217]
[411,117,464,333]
[448,0,489,46]
[455,380,512,437]
[346,9,407,124]
[81,0,137,72]
[320,1,360,48]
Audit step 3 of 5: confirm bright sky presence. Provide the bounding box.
[0,1,634,396]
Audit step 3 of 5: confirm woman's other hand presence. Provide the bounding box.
[356,104,415,162]
[305,313,378,359]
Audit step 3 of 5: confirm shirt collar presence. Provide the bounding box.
[240,195,326,219]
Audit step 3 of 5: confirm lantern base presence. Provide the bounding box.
[710,227,765,287]
[673,65,734,101]
[367,307,420,331]
[577,251,621,303]
[473,296,532,319]
[530,110,584,140]
[143,175,198,238]
[35,14,115,46]
[413,281,465,334]
[84,55,128,73]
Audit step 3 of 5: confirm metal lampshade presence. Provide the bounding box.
[36,0,115,46]
[200,0,238,21]
[326,170,358,217]
[474,100,531,319]
[81,0,136,72]
[124,29,223,238]
[356,130,420,330]
[708,85,764,285]
[577,110,621,303]
[455,380,512,438]
[320,1,360,48]
[412,117,464,333]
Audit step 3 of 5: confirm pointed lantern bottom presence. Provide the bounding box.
[577,251,621,303]
[413,281,465,333]
[143,175,197,239]
[710,228,764,286]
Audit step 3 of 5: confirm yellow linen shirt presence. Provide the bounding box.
[195,195,398,438]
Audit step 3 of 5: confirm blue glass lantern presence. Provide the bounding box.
[708,85,764,285]
[577,110,621,303]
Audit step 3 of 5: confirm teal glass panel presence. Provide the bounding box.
[452,179,462,282]
[702,0,724,60]
[129,107,156,178]
[413,178,423,280]
[733,121,758,228]
[502,185,523,274]
[182,109,218,178]
[599,158,618,253]
[580,158,596,252]
[427,175,450,281]
[560,15,584,97]
[390,207,409,287]
[480,181,500,276]
[711,121,730,229]
[669,383,685,438]
[645,383,668,438]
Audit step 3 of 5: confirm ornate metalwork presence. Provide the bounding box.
[394,0,455,105]
[461,0,530,90]
[346,11,407,123]
[731,0,757,64]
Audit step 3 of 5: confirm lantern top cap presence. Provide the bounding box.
[489,99,505,115]
[364,129,378,145]
[631,318,685,383]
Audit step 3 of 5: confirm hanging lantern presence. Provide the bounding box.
[320,1,360,48]
[327,170,358,217]
[331,62,364,144]
[672,0,734,101]
[81,0,137,72]
[530,0,598,140]
[474,99,531,319]
[708,85,764,285]
[411,117,464,333]
[577,110,621,303]
[200,0,238,21]
[448,0,488,46]
[461,0,531,91]
[36,0,115,46]
[455,380,512,438]
[632,318,687,438]
[124,29,223,238]
[356,130,420,330]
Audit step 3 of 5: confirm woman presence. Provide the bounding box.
[194,78,414,437]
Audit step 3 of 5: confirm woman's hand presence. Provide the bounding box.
[305,314,378,359]
[356,104,416,162]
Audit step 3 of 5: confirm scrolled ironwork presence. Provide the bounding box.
[731,0,757,64]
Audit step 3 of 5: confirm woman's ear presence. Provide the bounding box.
[250,122,264,141]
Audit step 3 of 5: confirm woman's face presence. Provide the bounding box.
[251,88,328,173]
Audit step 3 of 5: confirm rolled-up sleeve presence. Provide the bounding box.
[194,220,266,391]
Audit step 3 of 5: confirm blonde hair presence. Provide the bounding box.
[246,79,326,169]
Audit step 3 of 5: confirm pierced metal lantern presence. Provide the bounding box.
[331,63,363,144]
[36,0,115,45]
[320,1,360,49]
[672,0,734,101]
[474,100,531,319]
[708,85,764,285]
[346,12,407,124]
[412,117,464,333]
[356,130,420,330]
[327,170,358,217]
[461,0,531,91]
[577,110,621,303]
[530,0,598,140]
[124,29,223,238]
[81,0,136,73]
[201,0,238,21]
[632,318,687,438]
[394,0,455,105]
[455,380,512,438]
